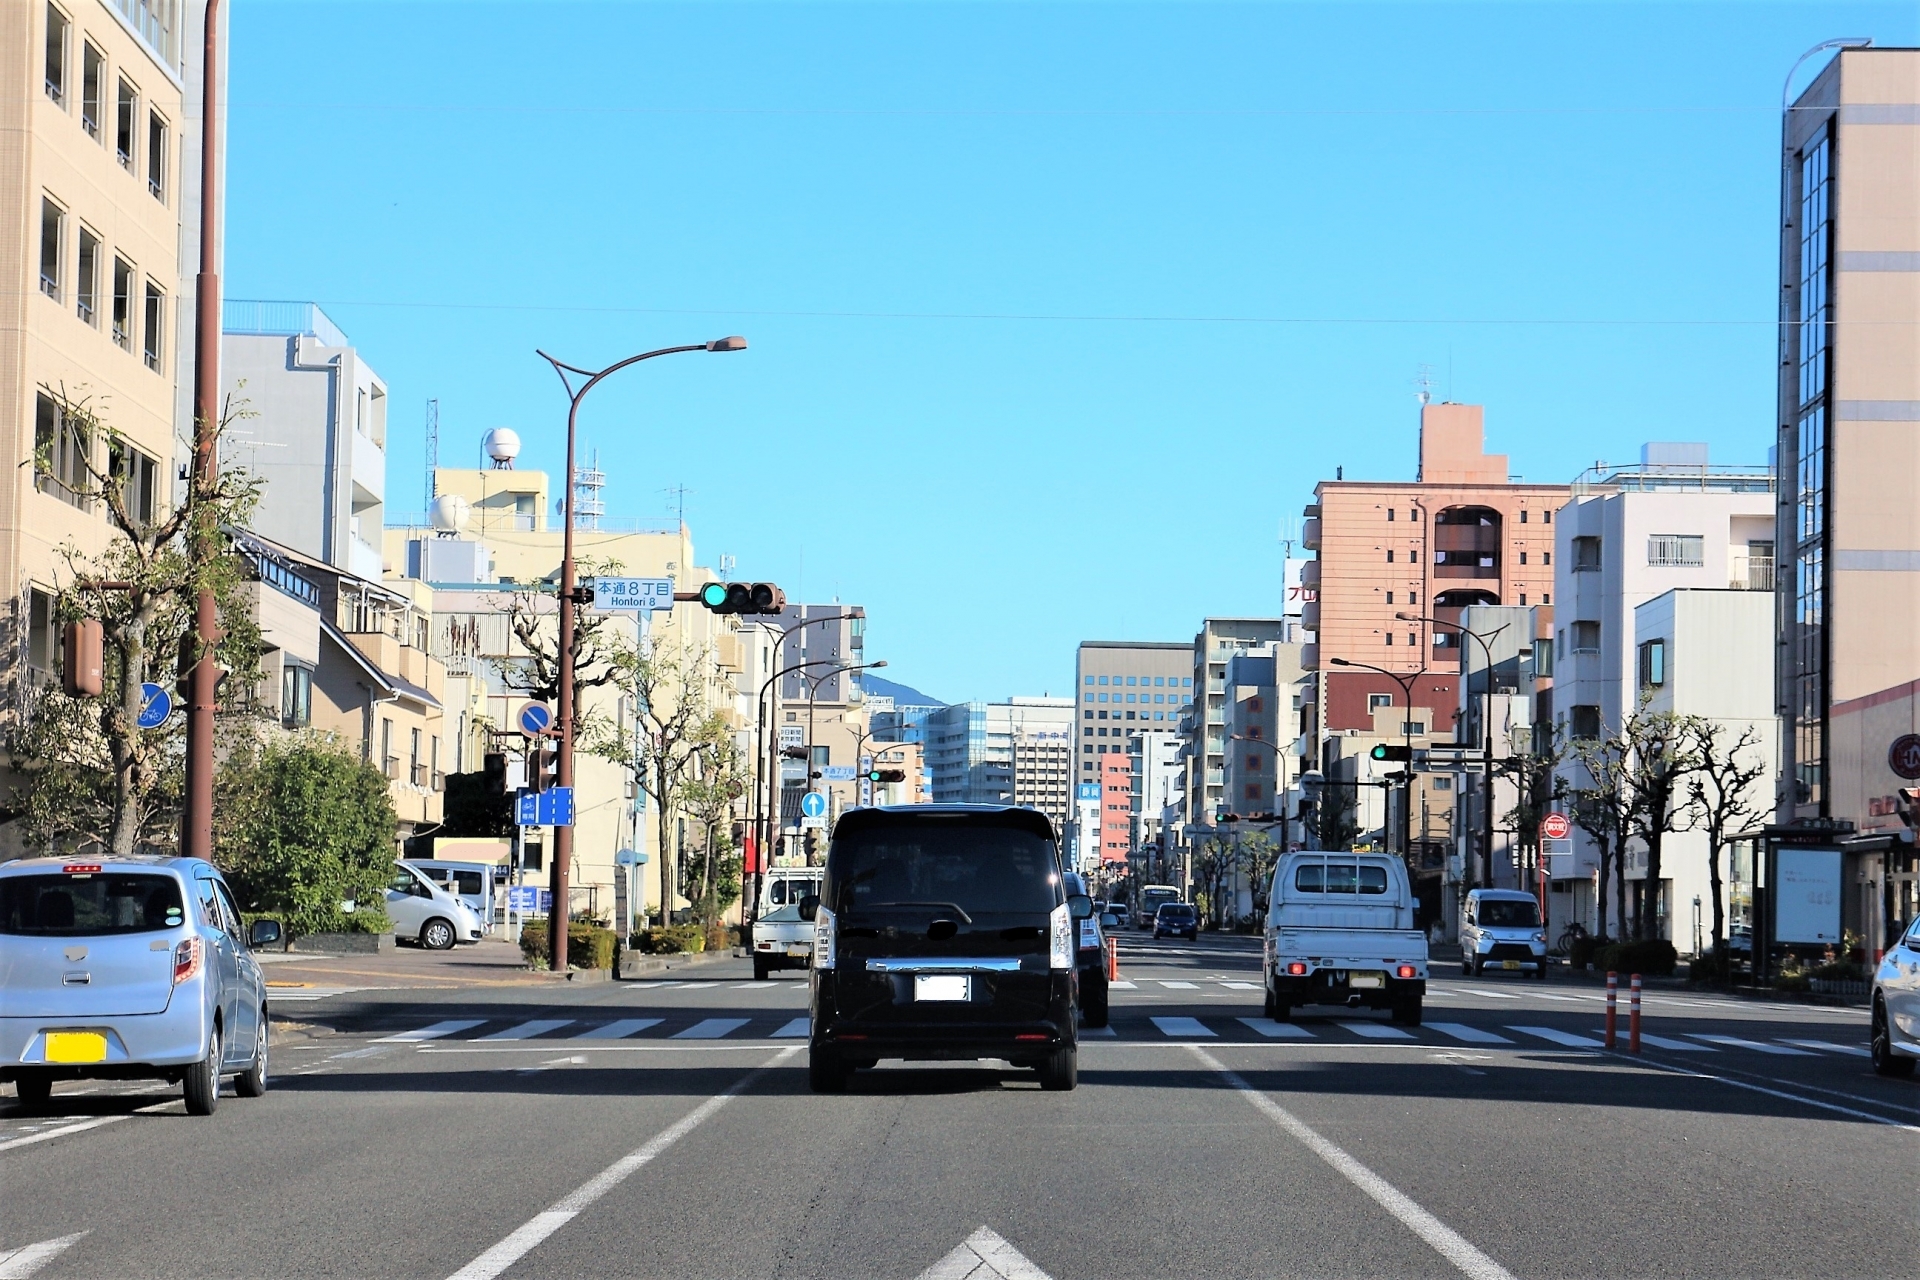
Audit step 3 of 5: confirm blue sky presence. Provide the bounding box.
[225,1,1917,704]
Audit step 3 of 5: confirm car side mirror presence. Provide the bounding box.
[1100,913,1120,929]
[797,895,819,922]
[1068,894,1093,920]
[248,919,282,949]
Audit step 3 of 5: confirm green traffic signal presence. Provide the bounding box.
[699,582,729,608]
[1370,743,1412,762]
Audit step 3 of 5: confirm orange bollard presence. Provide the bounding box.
[1105,937,1119,981]
[1604,971,1618,1050]
[1629,973,1642,1054]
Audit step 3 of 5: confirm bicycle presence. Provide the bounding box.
[1553,921,1589,957]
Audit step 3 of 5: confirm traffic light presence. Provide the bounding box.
[866,768,907,783]
[483,752,508,797]
[697,582,786,615]
[1899,787,1920,829]
[804,829,818,862]
[531,742,558,791]
[1370,743,1413,762]
[569,583,595,606]
[62,620,102,697]
[779,746,808,760]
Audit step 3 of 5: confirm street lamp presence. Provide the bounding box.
[795,659,888,866]
[536,336,745,972]
[1398,612,1506,892]
[1330,657,1423,866]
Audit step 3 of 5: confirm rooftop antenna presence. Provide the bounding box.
[573,447,605,531]
[1413,364,1433,407]
[664,483,693,529]
[423,398,439,510]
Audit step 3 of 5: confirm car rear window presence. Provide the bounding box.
[827,818,1060,918]
[1293,863,1389,895]
[0,872,186,936]
[1477,899,1539,927]
[1160,905,1193,918]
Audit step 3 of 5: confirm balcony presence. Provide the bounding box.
[1300,601,1320,630]
[1732,555,1775,591]
[1300,561,1320,587]
[1301,518,1320,551]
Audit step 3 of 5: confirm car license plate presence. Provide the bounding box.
[1503,960,1521,970]
[914,974,971,1002]
[45,1032,107,1064]
[786,945,810,958]
[1349,972,1385,989]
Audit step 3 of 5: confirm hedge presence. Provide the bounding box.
[518,921,618,970]
[632,923,705,955]
[1594,938,1677,977]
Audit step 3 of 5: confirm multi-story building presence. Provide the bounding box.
[1180,620,1292,834]
[222,300,387,579]
[1073,640,1195,863]
[923,698,1075,820]
[1009,712,1072,837]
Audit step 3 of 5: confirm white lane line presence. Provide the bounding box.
[1687,1034,1816,1056]
[771,1018,811,1038]
[574,1019,662,1040]
[1440,988,1520,1000]
[1238,1018,1314,1039]
[479,1020,574,1042]
[1428,1023,1513,1045]
[1779,1039,1871,1057]
[1339,1021,1416,1041]
[733,982,778,989]
[1533,994,1584,1003]
[671,1018,750,1040]
[1191,1046,1516,1280]
[916,1225,1052,1280]
[1157,981,1199,989]
[1151,1017,1214,1038]
[1508,1026,1606,1049]
[625,982,672,989]
[1630,1056,1920,1133]
[1220,981,1261,991]
[377,1019,485,1043]
[1109,981,1138,990]
[447,1047,800,1280]
[1081,1026,1117,1038]
[0,1230,88,1278]
[1600,1031,1713,1052]
[0,1117,125,1154]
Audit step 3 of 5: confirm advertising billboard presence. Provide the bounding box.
[1773,847,1842,945]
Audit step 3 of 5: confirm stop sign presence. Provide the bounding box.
[1540,812,1572,841]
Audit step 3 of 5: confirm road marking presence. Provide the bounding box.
[1191,1047,1515,1280]
[0,1231,87,1279]
[377,1020,485,1043]
[1686,1034,1816,1056]
[1508,1026,1605,1048]
[1109,981,1138,990]
[1220,981,1261,990]
[672,1018,750,1040]
[1532,993,1583,1002]
[1150,1017,1214,1038]
[1339,1021,1416,1040]
[771,1018,811,1038]
[1599,1030,1713,1052]
[446,1047,800,1280]
[1631,1056,1920,1132]
[733,981,778,989]
[1779,1039,1871,1057]
[1238,1017,1314,1039]
[575,1020,662,1040]
[0,1117,125,1154]
[1441,988,1520,999]
[916,1225,1052,1280]
[1157,981,1199,989]
[1429,1023,1513,1045]
[479,1019,574,1042]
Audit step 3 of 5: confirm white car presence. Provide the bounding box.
[385,862,484,950]
[1871,914,1920,1077]
[1459,888,1549,978]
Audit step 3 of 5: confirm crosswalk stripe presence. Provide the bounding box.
[734,982,778,989]
[479,1020,574,1042]
[671,1018,750,1040]
[1779,1039,1871,1057]
[1238,1017,1314,1039]
[1221,982,1261,991]
[1157,981,1199,989]
[377,1019,485,1043]
[1686,1034,1815,1056]
[771,1018,811,1038]
[1446,988,1520,999]
[1109,981,1138,990]
[1615,1031,1714,1052]
[1509,1025,1605,1048]
[575,1019,662,1040]
[1150,1016,1214,1038]
[1339,1021,1415,1040]
[1428,1022,1512,1045]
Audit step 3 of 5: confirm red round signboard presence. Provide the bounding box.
[1540,812,1572,841]
[1891,734,1920,781]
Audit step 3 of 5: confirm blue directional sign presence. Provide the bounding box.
[820,765,856,783]
[136,682,172,730]
[588,577,675,613]
[517,702,554,737]
[515,786,575,827]
[1076,783,1101,802]
[615,847,651,867]
[505,886,550,912]
[800,791,828,820]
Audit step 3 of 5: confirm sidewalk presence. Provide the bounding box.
[259,935,738,996]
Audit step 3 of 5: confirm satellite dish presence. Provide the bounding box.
[429,493,471,534]
[483,427,521,467]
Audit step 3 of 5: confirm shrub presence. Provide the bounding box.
[1567,934,1609,971]
[634,923,705,955]
[1595,938,1677,977]
[703,919,732,952]
[518,921,618,970]
[1687,947,1731,983]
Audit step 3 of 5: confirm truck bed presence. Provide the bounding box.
[1269,926,1428,966]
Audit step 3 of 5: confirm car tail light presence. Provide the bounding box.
[172,937,202,986]
[1049,903,1072,971]
[1287,961,1307,976]
[1015,1033,1048,1042]
[1397,964,1417,979]
[812,906,836,970]
[63,863,103,874]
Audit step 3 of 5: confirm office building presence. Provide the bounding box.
[1179,620,1293,835]
[923,697,1074,818]
[1073,640,1195,864]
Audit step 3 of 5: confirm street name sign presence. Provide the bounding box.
[821,765,856,782]
[516,786,575,827]
[588,577,675,613]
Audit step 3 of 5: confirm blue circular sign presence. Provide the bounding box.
[136,683,172,730]
[517,702,554,737]
[800,791,828,819]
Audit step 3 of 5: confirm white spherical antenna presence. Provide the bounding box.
[483,427,521,468]
[429,493,472,534]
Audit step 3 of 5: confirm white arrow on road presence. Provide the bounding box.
[916,1227,1052,1280]
[0,1231,87,1279]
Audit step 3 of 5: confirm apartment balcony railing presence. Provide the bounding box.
[1734,558,1775,591]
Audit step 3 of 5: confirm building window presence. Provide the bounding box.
[142,281,164,370]
[1387,508,1396,521]
[1409,591,1417,605]
[281,665,312,729]
[34,391,90,508]
[1386,591,1394,604]
[1245,755,1260,771]
[1542,593,1550,604]
[39,197,64,301]
[1385,632,1394,646]
[1518,552,1527,566]
[1638,639,1667,688]
[115,77,138,171]
[1543,509,1552,524]
[1098,676,1108,685]
[381,719,396,777]
[1572,537,1600,571]
[1647,534,1704,568]
[411,727,424,786]
[1386,550,1395,563]
[75,225,99,325]
[147,109,168,201]
[111,256,134,349]
[1518,593,1527,606]
[1798,127,1832,412]
[1519,510,1528,523]
[1570,705,1602,740]
[108,440,156,524]
[1541,552,1550,566]
[27,588,57,673]
[80,40,102,138]
[1533,638,1554,678]
[1369,694,1393,711]
[1245,784,1260,800]
[1570,621,1600,653]
[45,3,70,104]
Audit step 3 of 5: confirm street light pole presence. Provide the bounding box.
[536,336,745,971]
[1398,612,1506,891]
[1330,657,1422,867]
[798,659,887,866]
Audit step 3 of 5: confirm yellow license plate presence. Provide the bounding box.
[1502,960,1521,970]
[45,1032,107,1064]
[1349,972,1385,989]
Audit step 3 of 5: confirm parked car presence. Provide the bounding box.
[751,901,814,981]
[1262,851,1428,1024]
[386,862,484,950]
[1460,889,1548,978]
[0,855,275,1115]
[805,804,1077,1092]
[404,858,497,930]
[1153,902,1199,941]
[1064,873,1108,1028]
[1871,914,1920,1077]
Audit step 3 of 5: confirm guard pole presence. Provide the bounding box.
[1629,973,1642,1054]
[1105,937,1119,981]
[1604,971,1618,1049]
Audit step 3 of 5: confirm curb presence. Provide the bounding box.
[616,948,736,980]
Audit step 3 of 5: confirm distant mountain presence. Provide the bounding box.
[865,675,945,708]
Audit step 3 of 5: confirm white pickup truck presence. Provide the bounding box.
[1261,851,1428,1025]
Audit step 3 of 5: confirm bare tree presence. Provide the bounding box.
[1685,720,1769,953]
[1618,706,1704,942]
[1567,730,1635,944]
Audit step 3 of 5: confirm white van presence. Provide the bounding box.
[386,863,485,950]
[405,859,497,928]
[1459,889,1548,978]
[761,867,824,912]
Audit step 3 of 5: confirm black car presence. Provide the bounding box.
[1153,902,1198,941]
[803,805,1078,1092]
[1063,872,1109,1028]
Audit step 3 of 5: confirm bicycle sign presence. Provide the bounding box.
[1539,812,1572,841]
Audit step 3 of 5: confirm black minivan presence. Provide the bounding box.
[802,805,1078,1092]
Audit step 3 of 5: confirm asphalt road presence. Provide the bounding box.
[3,933,1915,1280]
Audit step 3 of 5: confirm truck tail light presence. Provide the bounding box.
[172,937,202,986]
[1287,962,1307,976]
[1397,964,1417,979]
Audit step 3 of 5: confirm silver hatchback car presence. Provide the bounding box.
[0,855,274,1115]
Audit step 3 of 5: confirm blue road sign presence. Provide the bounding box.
[820,765,856,782]
[615,847,651,867]
[137,683,172,730]
[517,702,554,737]
[800,791,828,820]
[516,786,576,828]
[1077,783,1101,802]
[506,886,550,912]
